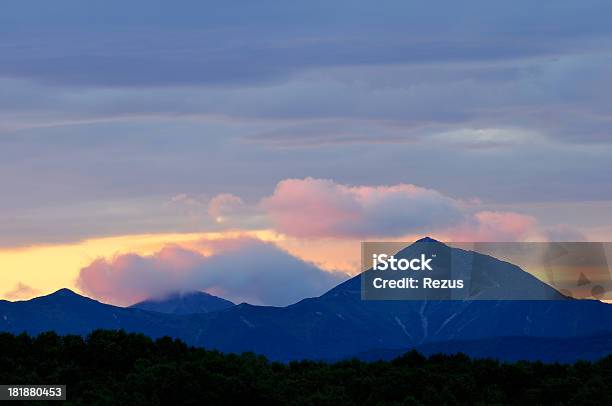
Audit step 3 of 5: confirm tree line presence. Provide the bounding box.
[0,330,610,405]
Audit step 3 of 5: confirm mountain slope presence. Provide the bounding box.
[189,281,612,360]
[130,291,235,314]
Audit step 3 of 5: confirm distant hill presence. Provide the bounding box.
[130,291,235,315]
[2,239,612,362]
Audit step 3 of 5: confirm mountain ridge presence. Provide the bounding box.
[2,238,612,361]
[130,291,235,315]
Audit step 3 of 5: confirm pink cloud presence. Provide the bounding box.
[76,237,348,307]
[261,178,464,238]
[207,178,580,243]
[448,211,539,241]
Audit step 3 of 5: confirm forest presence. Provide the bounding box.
[1,329,610,405]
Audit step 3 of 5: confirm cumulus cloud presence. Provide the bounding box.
[76,237,348,307]
[261,178,465,238]
[3,282,40,300]
[255,177,545,241]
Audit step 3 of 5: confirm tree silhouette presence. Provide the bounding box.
[0,330,611,405]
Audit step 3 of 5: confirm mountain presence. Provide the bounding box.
[185,238,612,359]
[130,291,235,315]
[188,279,612,360]
[2,239,612,362]
[0,288,195,338]
[363,237,567,300]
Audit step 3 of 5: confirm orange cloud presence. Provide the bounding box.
[3,282,40,300]
[0,230,281,302]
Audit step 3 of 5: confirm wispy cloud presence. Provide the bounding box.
[3,282,40,300]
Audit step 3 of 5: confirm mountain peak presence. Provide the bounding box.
[131,290,235,315]
[415,236,441,243]
[23,287,101,306]
[45,288,86,299]
[53,288,79,296]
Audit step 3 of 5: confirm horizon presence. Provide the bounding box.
[6,237,612,307]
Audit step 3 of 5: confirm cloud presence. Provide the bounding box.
[3,282,40,300]
[208,193,246,222]
[3,3,612,147]
[2,2,612,88]
[3,1,612,248]
[448,211,539,242]
[248,120,420,148]
[258,178,544,241]
[261,178,465,238]
[76,237,348,307]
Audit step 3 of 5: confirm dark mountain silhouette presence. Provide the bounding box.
[2,238,612,361]
[364,237,568,300]
[0,288,187,338]
[130,291,235,314]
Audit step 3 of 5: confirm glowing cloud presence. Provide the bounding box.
[261,178,465,238]
[447,211,539,241]
[3,282,40,300]
[255,178,541,241]
[76,237,348,307]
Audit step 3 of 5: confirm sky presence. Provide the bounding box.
[2,1,612,305]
